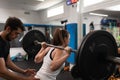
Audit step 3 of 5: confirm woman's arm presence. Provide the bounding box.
[50,46,71,71]
[118,48,120,54]
[34,47,50,63]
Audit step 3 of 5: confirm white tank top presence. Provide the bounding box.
[35,47,65,80]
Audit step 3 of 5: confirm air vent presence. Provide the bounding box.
[24,11,30,15]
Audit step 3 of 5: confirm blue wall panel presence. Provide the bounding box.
[66,23,77,64]
[83,24,86,37]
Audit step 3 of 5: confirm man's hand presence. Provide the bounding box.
[26,76,40,80]
[22,75,40,80]
[23,69,36,76]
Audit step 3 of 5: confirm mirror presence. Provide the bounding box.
[83,5,120,47]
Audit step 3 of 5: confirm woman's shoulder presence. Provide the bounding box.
[45,47,55,52]
[54,48,63,53]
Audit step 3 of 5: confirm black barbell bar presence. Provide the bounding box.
[107,56,120,65]
[34,40,77,53]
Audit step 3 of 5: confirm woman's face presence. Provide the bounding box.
[64,34,70,46]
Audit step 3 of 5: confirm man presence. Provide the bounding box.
[89,21,94,32]
[0,17,39,80]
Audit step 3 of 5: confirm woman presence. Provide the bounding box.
[34,28,71,80]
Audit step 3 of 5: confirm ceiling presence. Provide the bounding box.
[0,0,64,11]
[83,0,120,18]
[84,0,120,18]
[0,0,119,17]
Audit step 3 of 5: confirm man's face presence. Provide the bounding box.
[6,28,23,41]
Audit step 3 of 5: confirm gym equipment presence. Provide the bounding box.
[34,40,77,53]
[22,30,46,59]
[71,30,120,80]
[22,29,120,80]
[66,23,77,64]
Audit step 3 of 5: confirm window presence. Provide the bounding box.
[84,0,104,7]
[47,5,64,18]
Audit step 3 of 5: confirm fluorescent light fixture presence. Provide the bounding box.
[106,5,120,11]
[84,0,104,7]
[77,1,80,12]
[89,13,108,17]
[47,5,64,18]
[37,0,44,1]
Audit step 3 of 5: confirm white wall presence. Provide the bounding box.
[0,8,42,24]
[38,2,78,25]
[83,14,103,34]
[83,0,120,13]
[10,47,27,57]
[83,13,120,34]
[38,3,66,25]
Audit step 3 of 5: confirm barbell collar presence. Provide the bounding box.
[107,56,120,65]
[34,40,77,53]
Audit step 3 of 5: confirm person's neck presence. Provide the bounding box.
[0,31,7,41]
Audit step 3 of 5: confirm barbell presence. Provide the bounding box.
[22,30,46,59]
[34,40,77,53]
[22,29,120,80]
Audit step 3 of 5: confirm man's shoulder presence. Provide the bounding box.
[0,36,3,41]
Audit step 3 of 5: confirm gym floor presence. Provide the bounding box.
[0,60,82,80]
[15,60,82,80]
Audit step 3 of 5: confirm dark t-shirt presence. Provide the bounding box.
[0,36,10,61]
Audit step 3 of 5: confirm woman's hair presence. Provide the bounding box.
[52,28,69,46]
[4,17,25,31]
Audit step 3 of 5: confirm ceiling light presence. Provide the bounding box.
[84,0,104,7]
[106,5,120,11]
[89,13,108,17]
[47,5,64,17]
[37,0,44,1]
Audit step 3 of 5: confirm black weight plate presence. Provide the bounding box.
[22,30,46,59]
[71,65,80,79]
[77,30,118,80]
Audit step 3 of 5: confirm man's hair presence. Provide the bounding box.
[4,17,25,31]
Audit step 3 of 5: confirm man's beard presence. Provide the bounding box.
[6,33,11,41]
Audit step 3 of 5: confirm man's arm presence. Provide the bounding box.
[0,58,39,80]
[0,58,26,80]
[6,54,25,74]
[6,54,36,76]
